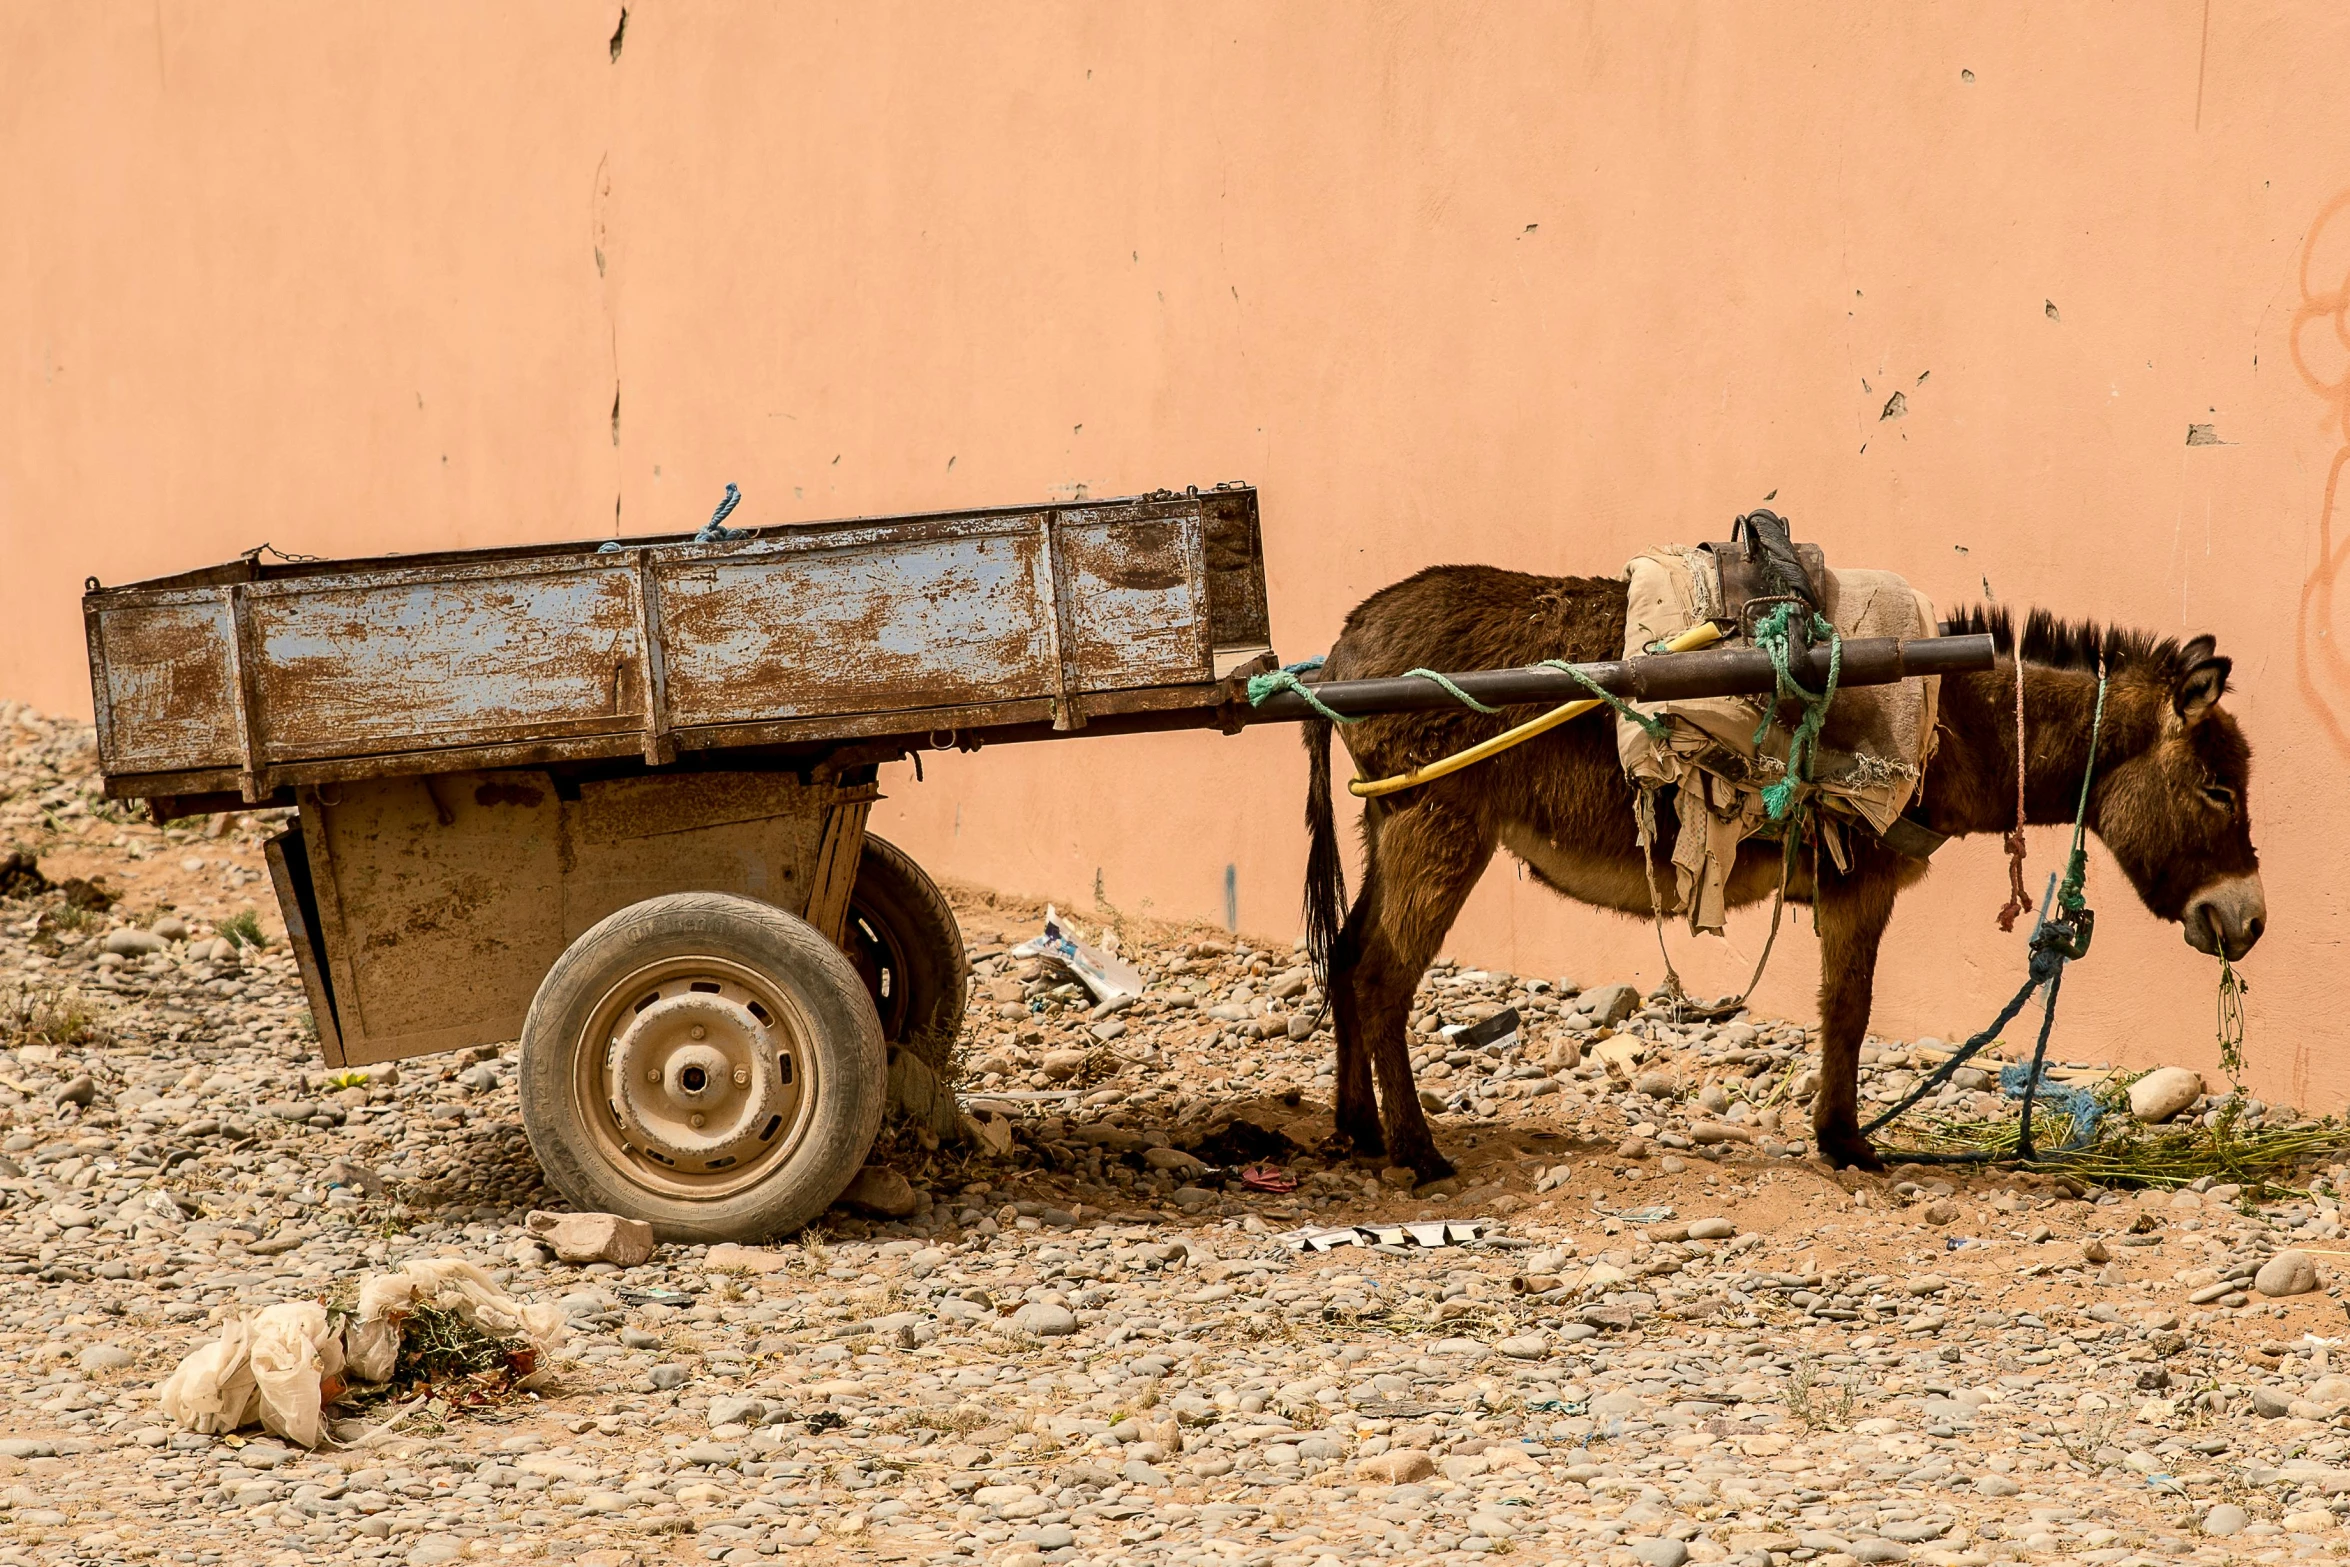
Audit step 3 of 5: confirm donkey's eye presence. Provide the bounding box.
[2201,784,2237,811]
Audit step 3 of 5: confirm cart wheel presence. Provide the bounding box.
[519,892,885,1242]
[843,834,969,1074]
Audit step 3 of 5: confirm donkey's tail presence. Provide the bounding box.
[1302,718,1349,985]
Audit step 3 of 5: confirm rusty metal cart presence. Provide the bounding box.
[80,484,1990,1240]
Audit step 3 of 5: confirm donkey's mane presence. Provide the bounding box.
[1945,605,2202,678]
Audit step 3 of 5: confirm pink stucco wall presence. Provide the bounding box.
[7,5,2347,1104]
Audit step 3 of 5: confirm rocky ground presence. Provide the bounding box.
[3,701,2350,1567]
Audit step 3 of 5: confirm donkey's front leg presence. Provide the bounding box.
[1810,855,1901,1172]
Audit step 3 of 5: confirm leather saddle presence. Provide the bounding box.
[1698,508,1826,631]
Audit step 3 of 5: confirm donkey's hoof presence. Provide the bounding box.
[1409,1152,1457,1185]
[1816,1133,1885,1173]
[1336,1119,1387,1160]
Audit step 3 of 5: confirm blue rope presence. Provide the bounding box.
[1540,659,1669,741]
[1999,1063,2106,1151]
[595,482,752,553]
[696,482,751,542]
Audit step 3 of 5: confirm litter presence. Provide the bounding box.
[1277,1219,1490,1251]
[1594,1203,1676,1224]
[1440,1007,1521,1051]
[1012,906,1146,1006]
[156,1259,564,1448]
[616,1286,695,1308]
[1239,1162,1297,1192]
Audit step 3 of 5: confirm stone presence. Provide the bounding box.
[2080,1238,2110,1264]
[705,1242,793,1274]
[150,915,190,941]
[2258,1249,2321,1297]
[2203,1504,2249,1537]
[1686,1217,1735,1240]
[1690,1120,1757,1145]
[1849,1542,1911,1564]
[53,1074,95,1107]
[836,1166,920,1219]
[1012,1302,1078,1336]
[1919,1198,1958,1226]
[77,1343,133,1373]
[1355,1448,1435,1483]
[647,1364,690,1390]
[708,1396,768,1428]
[2308,1375,2350,1408]
[1144,1146,1207,1175]
[2130,1066,2206,1124]
[1974,1474,2020,1497]
[406,1535,466,1565]
[2252,1385,2295,1418]
[1122,1459,1171,1488]
[1379,1166,1418,1189]
[1634,1071,1677,1099]
[102,926,165,956]
[1496,1335,1548,1359]
[526,1209,656,1266]
[1628,1541,1688,1567]
[1041,1048,1093,1080]
[1580,983,1641,1027]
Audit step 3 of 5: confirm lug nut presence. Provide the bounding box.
[645,1068,660,1084]
[733,1066,749,1086]
[690,1112,706,1129]
[690,1024,707,1041]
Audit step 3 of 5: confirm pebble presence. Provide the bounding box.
[2257,1248,2320,1297]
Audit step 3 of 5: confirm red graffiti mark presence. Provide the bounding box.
[2292,190,2350,761]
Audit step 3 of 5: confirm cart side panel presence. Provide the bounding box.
[86,596,243,775]
[657,527,1056,726]
[1056,509,1213,687]
[1201,488,1272,657]
[304,769,862,1064]
[250,566,647,760]
[558,772,841,940]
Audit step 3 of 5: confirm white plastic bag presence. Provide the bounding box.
[346,1258,566,1389]
[1012,905,1145,1005]
[248,1302,344,1449]
[156,1316,259,1435]
[156,1301,344,1448]
[156,1258,568,1444]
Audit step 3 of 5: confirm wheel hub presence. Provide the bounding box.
[609,992,783,1167]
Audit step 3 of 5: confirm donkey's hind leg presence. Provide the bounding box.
[1351,799,1496,1183]
[1329,872,1385,1157]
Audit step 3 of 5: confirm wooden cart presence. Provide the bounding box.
[82,482,1991,1239]
[82,485,1274,1239]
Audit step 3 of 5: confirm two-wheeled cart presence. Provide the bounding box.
[81,485,1990,1238]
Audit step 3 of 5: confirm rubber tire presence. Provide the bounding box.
[844,834,969,1073]
[519,892,886,1243]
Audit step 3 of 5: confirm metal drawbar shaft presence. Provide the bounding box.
[1241,633,1997,724]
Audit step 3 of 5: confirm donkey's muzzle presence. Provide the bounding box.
[2183,874,2266,961]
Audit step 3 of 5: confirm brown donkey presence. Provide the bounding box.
[1300,568,2267,1180]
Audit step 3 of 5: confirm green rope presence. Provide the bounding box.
[1400,668,1502,714]
[2058,659,2108,915]
[1747,602,1842,820]
[1540,659,1669,740]
[1247,659,1362,726]
[1245,654,1510,724]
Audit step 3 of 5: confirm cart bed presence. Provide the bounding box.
[84,485,1271,803]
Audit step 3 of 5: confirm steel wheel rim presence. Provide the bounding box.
[568,954,819,1202]
[844,901,912,1041]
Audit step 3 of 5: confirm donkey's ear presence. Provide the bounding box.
[2181,634,2218,667]
[2175,656,2231,726]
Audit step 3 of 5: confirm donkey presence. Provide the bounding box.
[1300,566,2266,1179]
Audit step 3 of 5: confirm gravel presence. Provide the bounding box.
[0,701,2345,1564]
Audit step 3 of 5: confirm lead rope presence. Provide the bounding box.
[1996,653,2034,931]
[1864,655,2107,1159]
